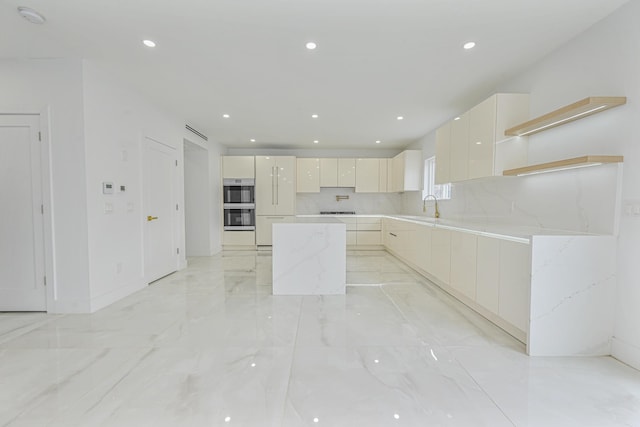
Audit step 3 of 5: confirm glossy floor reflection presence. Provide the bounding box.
[1,250,639,426]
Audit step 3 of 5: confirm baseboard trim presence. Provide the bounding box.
[612,337,640,371]
[89,279,146,313]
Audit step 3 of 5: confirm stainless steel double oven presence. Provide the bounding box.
[223,178,255,231]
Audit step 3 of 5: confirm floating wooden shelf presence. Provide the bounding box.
[504,96,626,137]
[503,155,623,176]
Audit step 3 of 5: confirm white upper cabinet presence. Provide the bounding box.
[450,112,470,183]
[435,93,530,183]
[378,159,389,192]
[319,158,356,187]
[468,96,497,180]
[222,156,255,179]
[355,158,380,193]
[338,158,356,187]
[255,156,296,215]
[391,150,422,192]
[435,123,451,185]
[296,158,320,193]
[319,158,338,187]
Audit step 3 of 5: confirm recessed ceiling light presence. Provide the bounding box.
[250,139,256,142]
[396,116,404,120]
[454,117,461,121]
[476,141,482,145]
[17,7,46,24]
[463,41,476,50]
[222,114,230,118]
[306,42,317,50]
[375,140,381,144]
[143,39,156,48]
[311,114,318,119]
[313,140,319,144]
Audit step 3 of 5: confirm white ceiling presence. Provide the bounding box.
[0,0,628,150]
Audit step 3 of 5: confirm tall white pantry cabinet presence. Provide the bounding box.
[255,156,296,245]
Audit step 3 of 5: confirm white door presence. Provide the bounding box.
[0,115,46,311]
[143,137,177,283]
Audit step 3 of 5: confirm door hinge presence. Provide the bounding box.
[44,276,47,286]
[176,248,180,254]
[38,132,42,142]
[176,204,179,211]
[175,160,178,167]
[41,204,44,214]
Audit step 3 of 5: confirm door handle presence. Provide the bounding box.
[147,215,158,221]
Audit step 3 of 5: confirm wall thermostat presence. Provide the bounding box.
[102,182,114,194]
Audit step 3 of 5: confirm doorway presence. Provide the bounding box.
[0,114,46,311]
[142,137,178,283]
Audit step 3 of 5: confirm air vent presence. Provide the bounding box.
[185,124,208,141]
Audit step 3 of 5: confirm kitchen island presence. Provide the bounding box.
[272,218,346,295]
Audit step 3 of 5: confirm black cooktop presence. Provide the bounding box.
[320,211,356,215]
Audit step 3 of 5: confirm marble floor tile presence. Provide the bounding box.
[1,250,639,427]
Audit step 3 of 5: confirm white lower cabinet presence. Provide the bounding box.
[256,216,295,246]
[382,218,529,341]
[356,231,380,245]
[498,240,531,332]
[450,231,477,300]
[222,230,255,246]
[475,236,500,314]
[430,228,451,284]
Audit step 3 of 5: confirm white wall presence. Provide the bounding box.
[209,141,225,254]
[499,1,640,370]
[406,1,640,369]
[185,141,212,256]
[82,61,187,312]
[0,59,91,312]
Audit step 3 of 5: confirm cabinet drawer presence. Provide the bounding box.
[337,217,357,231]
[356,231,381,245]
[223,230,255,246]
[357,217,381,231]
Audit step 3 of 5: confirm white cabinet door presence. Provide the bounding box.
[476,236,500,314]
[468,96,496,180]
[356,231,381,245]
[338,158,356,187]
[355,158,380,192]
[255,156,295,215]
[413,225,432,273]
[430,228,451,284]
[450,112,469,182]
[499,240,531,332]
[320,158,338,187]
[296,158,320,193]
[450,231,477,300]
[386,159,394,192]
[274,156,295,214]
[256,215,294,246]
[378,159,389,192]
[435,122,451,185]
[222,156,255,179]
[391,150,422,192]
[392,154,404,192]
[255,156,277,215]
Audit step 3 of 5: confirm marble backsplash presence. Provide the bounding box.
[297,188,403,215]
[402,163,622,235]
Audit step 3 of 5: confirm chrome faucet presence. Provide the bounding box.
[423,194,440,218]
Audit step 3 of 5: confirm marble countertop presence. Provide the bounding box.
[297,214,602,244]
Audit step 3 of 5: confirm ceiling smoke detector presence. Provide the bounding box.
[17,7,46,24]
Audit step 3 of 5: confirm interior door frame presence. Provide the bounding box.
[0,106,55,312]
[141,135,180,283]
